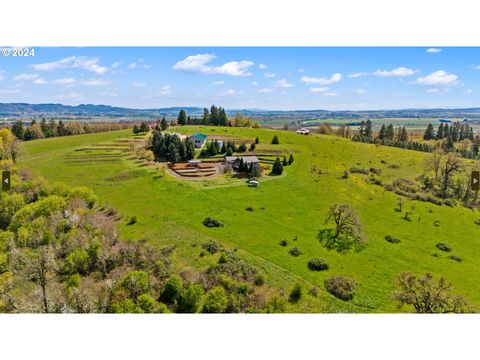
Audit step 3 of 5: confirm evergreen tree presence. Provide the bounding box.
[202,108,210,125]
[57,120,67,136]
[364,120,373,138]
[359,121,365,136]
[398,127,408,142]
[160,116,168,131]
[226,147,233,156]
[11,120,24,140]
[133,124,140,134]
[288,154,294,165]
[220,141,226,153]
[282,156,288,166]
[210,105,219,125]
[250,163,262,178]
[378,124,386,140]
[436,123,444,140]
[385,124,395,140]
[139,121,149,133]
[218,108,228,126]
[255,136,259,144]
[185,139,196,160]
[167,143,180,162]
[249,143,256,151]
[443,133,455,152]
[177,110,187,126]
[271,135,280,144]
[271,157,283,175]
[238,143,247,152]
[423,124,435,140]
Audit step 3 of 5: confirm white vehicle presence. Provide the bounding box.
[296,128,310,135]
[248,180,259,187]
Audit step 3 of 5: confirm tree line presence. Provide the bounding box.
[150,129,196,162]
[174,105,259,128]
[9,118,131,141]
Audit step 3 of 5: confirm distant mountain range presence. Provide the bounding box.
[2,102,480,121]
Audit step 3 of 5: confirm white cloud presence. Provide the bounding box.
[264,72,276,78]
[258,64,267,69]
[373,67,418,77]
[33,78,47,85]
[348,72,368,78]
[415,70,458,86]
[131,81,147,88]
[14,73,40,81]
[274,79,294,88]
[128,62,137,69]
[324,92,339,97]
[32,56,108,74]
[309,87,329,93]
[82,78,110,86]
[218,89,238,96]
[144,85,172,99]
[355,88,367,94]
[426,48,442,54]
[251,81,258,86]
[211,80,225,86]
[300,73,342,85]
[463,88,473,94]
[14,73,46,84]
[53,78,76,85]
[258,88,273,93]
[111,61,122,68]
[426,88,440,93]
[474,65,480,70]
[172,54,254,77]
[298,68,305,73]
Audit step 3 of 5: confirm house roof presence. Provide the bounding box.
[190,132,207,141]
[225,156,259,163]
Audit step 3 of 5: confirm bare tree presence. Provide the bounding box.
[393,272,469,313]
[424,149,444,181]
[26,246,56,313]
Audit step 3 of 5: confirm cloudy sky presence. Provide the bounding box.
[0,47,479,110]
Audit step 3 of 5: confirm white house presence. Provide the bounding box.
[188,132,208,148]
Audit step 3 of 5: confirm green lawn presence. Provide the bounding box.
[18,126,480,313]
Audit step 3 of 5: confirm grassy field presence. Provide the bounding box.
[18,126,480,313]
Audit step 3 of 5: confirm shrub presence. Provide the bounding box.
[218,253,228,264]
[289,283,302,303]
[324,276,356,301]
[160,274,183,305]
[202,217,224,228]
[307,258,329,271]
[120,271,150,301]
[279,239,288,247]
[201,240,221,254]
[178,284,205,313]
[448,255,463,263]
[245,206,254,212]
[67,186,98,208]
[288,246,302,257]
[127,216,137,225]
[203,286,228,313]
[309,286,319,297]
[385,235,401,244]
[137,294,158,313]
[436,242,452,252]
[254,274,265,286]
[64,249,91,275]
[474,219,480,226]
[271,135,280,145]
[249,143,256,151]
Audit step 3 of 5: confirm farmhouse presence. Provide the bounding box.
[225,156,260,170]
[189,132,208,148]
[296,128,310,135]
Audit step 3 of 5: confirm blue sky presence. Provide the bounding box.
[0,47,479,110]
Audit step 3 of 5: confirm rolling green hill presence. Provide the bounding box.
[18,126,480,312]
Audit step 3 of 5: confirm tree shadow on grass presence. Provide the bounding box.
[317,229,365,253]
